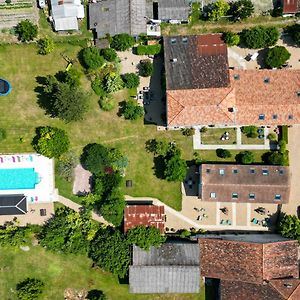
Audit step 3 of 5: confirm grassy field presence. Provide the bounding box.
[0,43,195,211]
[201,128,236,145]
[241,133,265,145]
[0,245,204,300]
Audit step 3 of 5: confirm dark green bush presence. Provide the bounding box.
[136,44,161,55]
[265,46,291,68]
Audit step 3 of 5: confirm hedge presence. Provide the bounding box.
[280,125,288,144]
[136,44,161,55]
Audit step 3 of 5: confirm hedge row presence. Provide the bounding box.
[280,125,288,144]
[136,44,161,55]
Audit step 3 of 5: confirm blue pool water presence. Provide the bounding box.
[0,168,39,190]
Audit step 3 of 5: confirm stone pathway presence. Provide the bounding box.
[193,127,270,150]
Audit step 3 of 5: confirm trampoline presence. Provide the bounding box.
[0,79,11,96]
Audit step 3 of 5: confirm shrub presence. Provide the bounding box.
[216,148,232,158]
[15,19,38,42]
[265,46,291,68]
[110,33,135,51]
[121,73,140,89]
[229,0,254,21]
[278,215,300,243]
[64,68,81,88]
[103,73,123,93]
[0,222,30,246]
[139,59,153,77]
[99,94,115,111]
[235,150,254,164]
[265,151,286,165]
[16,278,44,300]
[241,26,279,49]
[241,126,258,138]
[32,126,70,158]
[91,78,106,97]
[136,44,161,55]
[164,155,187,182]
[38,37,54,55]
[222,32,240,46]
[200,126,208,133]
[56,152,78,182]
[121,100,144,120]
[100,48,117,62]
[0,128,7,141]
[278,140,287,153]
[208,0,230,21]
[82,47,105,70]
[181,128,195,136]
[280,125,288,143]
[267,133,277,141]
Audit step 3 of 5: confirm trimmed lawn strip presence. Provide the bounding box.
[201,128,236,145]
[0,245,202,300]
[241,133,264,145]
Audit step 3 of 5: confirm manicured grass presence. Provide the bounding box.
[0,245,203,300]
[201,128,236,145]
[0,43,194,211]
[241,133,264,145]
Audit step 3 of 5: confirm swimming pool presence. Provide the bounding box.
[0,168,39,190]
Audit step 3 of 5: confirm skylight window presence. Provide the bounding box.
[279,169,284,175]
[272,114,278,120]
[258,114,265,120]
[232,193,238,199]
[232,169,238,174]
[275,194,281,200]
[297,91,300,97]
[288,114,293,120]
[233,74,240,80]
[206,168,211,174]
[219,169,225,176]
[262,169,269,176]
[249,193,255,200]
[264,77,270,84]
[210,192,216,198]
[170,38,177,45]
[250,168,255,174]
[182,37,188,44]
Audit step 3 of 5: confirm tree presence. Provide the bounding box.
[99,94,115,111]
[15,19,38,42]
[153,139,171,156]
[267,133,277,141]
[100,190,125,226]
[265,151,285,165]
[16,278,44,300]
[32,126,70,158]
[164,155,187,182]
[103,73,123,93]
[82,47,105,70]
[64,68,81,88]
[287,24,300,46]
[89,227,130,278]
[39,207,98,254]
[121,100,144,120]
[278,215,300,243]
[235,150,254,164]
[38,37,54,55]
[52,83,88,122]
[0,221,30,246]
[56,151,78,182]
[100,48,117,62]
[222,32,240,46]
[121,73,140,89]
[241,26,279,49]
[208,0,230,21]
[91,78,106,97]
[216,148,232,158]
[265,46,291,68]
[126,225,166,250]
[139,60,153,77]
[230,0,254,21]
[241,126,258,138]
[110,33,135,51]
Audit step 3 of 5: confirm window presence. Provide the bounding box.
[206,168,211,174]
[279,169,284,175]
[210,192,216,198]
[232,193,238,199]
[232,169,238,174]
[262,169,269,176]
[219,169,225,176]
[182,37,188,44]
[250,168,255,174]
[233,74,240,80]
[264,77,270,84]
[297,91,300,97]
[275,194,281,201]
[288,114,293,120]
[258,114,265,120]
[272,114,278,120]
[249,193,255,200]
[171,38,177,44]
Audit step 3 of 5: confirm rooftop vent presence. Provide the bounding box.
[233,74,240,80]
[170,38,176,45]
[170,58,177,63]
[284,283,293,288]
[264,77,270,84]
[297,91,300,97]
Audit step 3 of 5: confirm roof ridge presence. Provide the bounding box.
[203,183,289,188]
[167,92,185,125]
[269,279,299,299]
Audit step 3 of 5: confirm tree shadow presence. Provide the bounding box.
[256,48,269,69]
[117,100,126,117]
[145,139,157,153]
[153,155,165,179]
[87,289,106,300]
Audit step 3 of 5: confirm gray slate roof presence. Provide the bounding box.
[130,243,200,293]
[158,0,190,21]
[89,0,147,37]
[0,194,27,215]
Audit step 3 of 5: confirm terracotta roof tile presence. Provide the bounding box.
[124,205,165,233]
[282,0,299,13]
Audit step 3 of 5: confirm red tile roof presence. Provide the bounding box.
[199,238,299,284]
[282,0,299,13]
[167,69,300,126]
[124,205,165,233]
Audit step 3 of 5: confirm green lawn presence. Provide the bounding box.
[0,245,203,300]
[201,128,236,145]
[0,43,195,211]
[241,133,265,145]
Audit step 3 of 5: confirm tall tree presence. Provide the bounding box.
[164,155,187,182]
[15,19,38,42]
[230,0,254,21]
[208,0,230,21]
[16,278,44,300]
[278,215,300,243]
